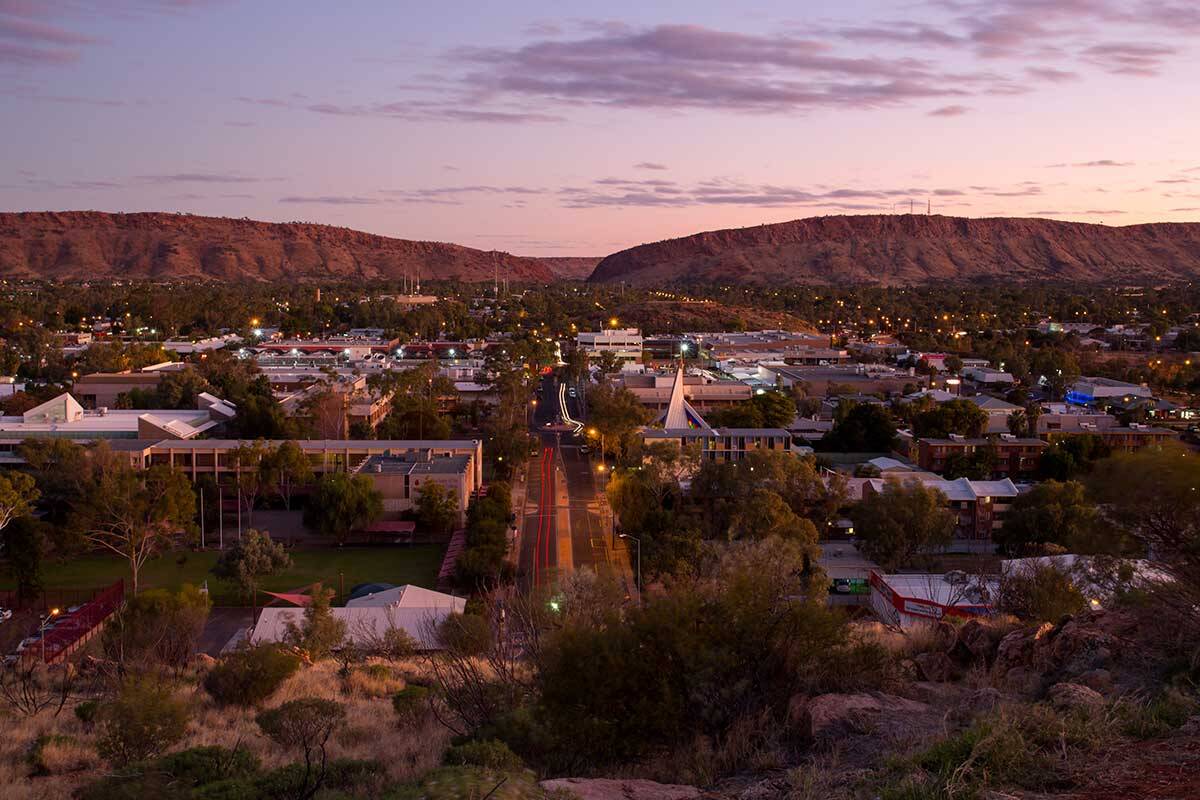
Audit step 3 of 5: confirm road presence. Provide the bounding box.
[517,374,630,592]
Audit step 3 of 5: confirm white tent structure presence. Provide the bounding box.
[655,366,711,431]
[250,585,466,650]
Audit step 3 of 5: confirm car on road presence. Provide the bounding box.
[568,387,577,397]
[579,444,590,454]
[0,607,12,622]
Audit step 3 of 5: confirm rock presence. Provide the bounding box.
[909,681,967,706]
[1047,682,1105,713]
[191,653,217,670]
[798,692,931,742]
[956,619,1002,664]
[995,622,1053,673]
[1180,716,1200,736]
[1075,668,1115,695]
[539,779,701,800]
[968,687,1003,714]
[1002,666,1044,698]
[914,651,957,682]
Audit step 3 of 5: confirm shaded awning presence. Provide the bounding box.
[262,591,312,606]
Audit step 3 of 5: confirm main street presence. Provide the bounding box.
[517,374,631,593]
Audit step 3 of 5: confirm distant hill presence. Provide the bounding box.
[587,214,1200,286]
[0,211,558,283]
[534,256,603,280]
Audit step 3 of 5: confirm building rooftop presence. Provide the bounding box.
[359,454,473,476]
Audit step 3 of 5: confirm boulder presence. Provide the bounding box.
[1047,682,1105,713]
[1002,666,1044,698]
[798,692,931,742]
[955,619,1003,664]
[929,620,958,651]
[914,651,957,682]
[1075,668,1115,695]
[540,779,701,800]
[967,687,1003,714]
[995,622,1054,673]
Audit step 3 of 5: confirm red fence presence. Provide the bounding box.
[37,580,125,664]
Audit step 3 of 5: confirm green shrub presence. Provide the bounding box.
[392,685,431,718]
[204,645,300,707]
[443,739,524,771]
[74,699,100,727]
[1120,688,1199,739]
[437,613,491,657]
[154,746,261,786]
[251,758,385,797]
[97,679,191,766]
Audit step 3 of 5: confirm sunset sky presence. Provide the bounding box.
[2,0,1199,255]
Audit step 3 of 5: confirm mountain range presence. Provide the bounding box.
[0,211,571,283]
[589,214,1200,286]
[4,211,1200,286]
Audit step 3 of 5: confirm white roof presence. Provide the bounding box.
[250,595,465,651]
[868,456,915,473]
[876,572,998,607]
[345,584,465,610]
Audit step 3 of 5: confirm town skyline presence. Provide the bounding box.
[2,0,1200,255]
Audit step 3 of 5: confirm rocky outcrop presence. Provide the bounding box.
[993,610,1140,694]
[588,214,1200,287]
[1047,682,1106,713]
[540,778,702,800]
[795,692,932,743]
[0,211,559,283]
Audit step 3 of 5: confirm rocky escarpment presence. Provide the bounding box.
[0,211,560,283]
[588,214,1200,286]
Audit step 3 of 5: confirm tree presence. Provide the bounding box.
[850,480,955,571]
[415,481,458,537]
[230,440,270,526]
[943,354,963,374]
[86,461,196,594]
[256,698,346,800]
[819,402,897,452]
[942,444,999,480]
[1006,409,1028,437]
[98,678,191,766]
[911,398,988,439]
[212,529,292,612]
[260,441,312,510]
[586,383,650,462]
[996,480,1106,556]
[728,488,820,552]
[706,391,796,429]
[3,517,49,603]
[284,584,346,660]
[102,585,211,674]
[1087,444,1200,627]
[303,473,383,545]
[0,470,37,533]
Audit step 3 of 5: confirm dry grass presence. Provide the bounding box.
[0,656,451,798]
[344,663,408,699]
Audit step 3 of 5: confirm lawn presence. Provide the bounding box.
[2,545,446,606]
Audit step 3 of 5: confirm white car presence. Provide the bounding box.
[0,608,12,622]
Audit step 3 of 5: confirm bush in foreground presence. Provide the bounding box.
[97,679,191,766]
[203,645,300,707]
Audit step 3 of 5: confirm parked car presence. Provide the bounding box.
[0,607,12,622]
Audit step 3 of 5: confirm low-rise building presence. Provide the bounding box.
[862,474,1019,541]
[916,435,1046,479]
[0,392,234,446]
[869,571,995,629]
[576,328,644,362]
[358,453,474,524]
[1066,377,1154,406]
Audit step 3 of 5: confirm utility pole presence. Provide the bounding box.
[200,487,205,549]
[218,487,224,549]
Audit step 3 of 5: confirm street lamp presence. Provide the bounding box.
[40,608,60,662]
[619,534,641,596]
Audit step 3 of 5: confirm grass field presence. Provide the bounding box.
[0,545,445,606]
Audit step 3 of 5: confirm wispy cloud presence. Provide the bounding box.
[928,104,971,117]
[279,195,384,205]
[1047,160,1134,168]
[634,162,668,170]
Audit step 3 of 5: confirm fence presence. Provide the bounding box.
[36,580,125,664]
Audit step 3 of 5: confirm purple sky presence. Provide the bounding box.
[2,0,1199,255]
